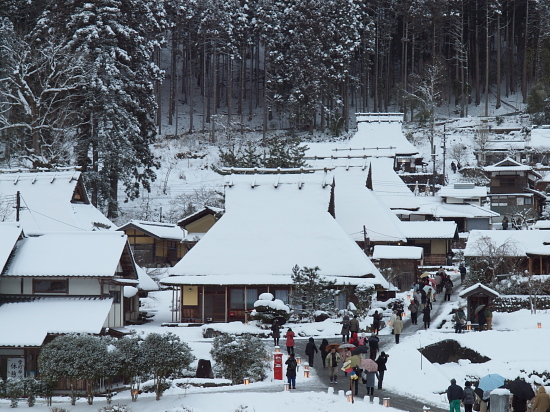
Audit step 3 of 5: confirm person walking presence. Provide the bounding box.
[271,319,281,346]
[392,316,403,344]
[453,307,466,333]
[463,381,475,412]
[352,365,363,396]
[341,315,350,343]
[349,314,360,335]
[364,370,378,396]
[285,353,297,389]
[305,337,318,367]
[459,263,467,283]
[319,339,329,368]
[408,299,419,325]
[371,311,382,334]
[447,378,464,412]
[423,304,431,329]
[368,333,379,360]
[325,347,341,384]
[477,307,486,331]
[376,351,388,389]
[444,280,453,302]
[532,385,550,412]
[284,328,295,355]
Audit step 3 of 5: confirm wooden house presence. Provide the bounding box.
[0,230,140,380]
[178,206,224,249]
[118,220,185,267]
[161,171,390,324]
[371,245,423,291]
[483,157,545,226]
[399,221,459,266]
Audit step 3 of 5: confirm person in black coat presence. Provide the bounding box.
[368,333,379,360]
[423,305,431,329]
[305,337,318,367]
[285,354,297,389]
[319,339,329,368]
[376,351,388,389]
[271,319,281,346]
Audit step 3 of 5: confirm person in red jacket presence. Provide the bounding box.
[285,328,295,355]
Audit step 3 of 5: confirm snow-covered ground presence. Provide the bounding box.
[4,286,549,411]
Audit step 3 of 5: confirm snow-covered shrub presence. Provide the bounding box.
[115,334,148,402]
[351,284,375,318]
[291,265,337,321]
[98,405,131,412]
[250,293,290,323]
[5,378,23,408]
[210,333,271,384]
[141,332,195,401]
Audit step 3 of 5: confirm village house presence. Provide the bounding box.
[483,157,545,227]
[118,220,186,267]
[371,245,424,291]
[0,229,142,380]
[178,206,224,249]
[398,221,459,266]
[0,168,114,234]
[160,171,391,324]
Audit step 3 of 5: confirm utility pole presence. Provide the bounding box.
[15,191,20,222]
[441,123,447,185]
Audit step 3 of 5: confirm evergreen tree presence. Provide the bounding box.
[291,265,337,321]
[141,332,195,401]
[210,333,270,384]
[115,334,148,402]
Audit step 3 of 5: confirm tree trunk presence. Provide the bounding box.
[496,13,501,109]
[522,0,529,103]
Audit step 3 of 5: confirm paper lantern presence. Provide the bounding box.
[466,321,472,331]
[347,391,353,402]
[244,377,250,385]
[304,370,310,378]
[538,322,542,328]
[296,356,301,364]
[274,346,280,353]
[304,362,309,371]
[284,382,290,391]
[383,398,391,407]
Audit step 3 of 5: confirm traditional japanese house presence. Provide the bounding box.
[177,206,224,249]
[161,170,390,323]
[118,220,186,267]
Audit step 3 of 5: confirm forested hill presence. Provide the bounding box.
[1,0,549,218]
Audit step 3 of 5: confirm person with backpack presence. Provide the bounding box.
[305,337,318,367]
[285,353,297,389]
[319,339,329,368]
[349,314,360,335]
[463,381,476,412]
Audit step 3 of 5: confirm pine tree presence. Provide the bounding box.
[291,265,337,321]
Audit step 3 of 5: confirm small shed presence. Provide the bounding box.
[372,245,424,291]
[458,283,500,323]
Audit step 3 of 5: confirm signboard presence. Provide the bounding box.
[7,358,25,379]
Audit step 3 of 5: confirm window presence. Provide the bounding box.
[230,289,244,310]
[246,289,258,308]
[517,197,524,206]
[525,197,533,205]
[33,279,68,293]
[499,177,515,187]
[109,291,121,304]
[274,289,289,304]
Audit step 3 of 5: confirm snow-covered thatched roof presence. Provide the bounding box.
[399,221,458,239]
[0,222,22,271]
[0,169,113,235]
[414,197,499,218]
[165,172,388,288]
[368,157,420,210]
[458,282,500,298]
[527,127,550,150]
[3,231,131,278]
[372,245,424,260]
[0,298,113,347]
[438,184,488,199]
[354,113,418,156]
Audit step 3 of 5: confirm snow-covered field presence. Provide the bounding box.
[4,288,549,411]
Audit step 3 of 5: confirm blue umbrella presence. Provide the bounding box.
[478,373,505,392]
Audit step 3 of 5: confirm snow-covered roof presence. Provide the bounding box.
[353,115,419,156]
[369,157,420,210]
[372,245,424,260]
[0,222,22,271]
[483,157,538,174]
[414,197,499,218]
[399,221,458,239]
[3,231,129,277]
[527,127,550,150]
[438,184,488,199]
[458,282,500,298]
[177,206,224,227]
[0,170,114,234]
[118,220,184,240]
[136,265,159,291]
[0,297,113,347]
[166,172,389,288]
[478,140,525,151]
[332,168,407,243]
[464,229,550,257]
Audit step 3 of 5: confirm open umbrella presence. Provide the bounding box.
[428,278,437,287]
[325,343,342,352]
[474,387,491,401]
[347,355,361,368]
[478,373,505,392]
[506,379,536,401]
[420,272,432,278]
[351,345,369,356]
[423,285,435,294]
[475,304,486,314]
[339,343,356,349]
[360,358,378,372]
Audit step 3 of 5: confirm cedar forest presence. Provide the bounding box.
[1,0,550,218]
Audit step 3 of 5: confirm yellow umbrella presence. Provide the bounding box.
[420,272,431,278]
[347,355,361,368]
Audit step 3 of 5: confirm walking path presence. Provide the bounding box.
[262,273,464,412]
